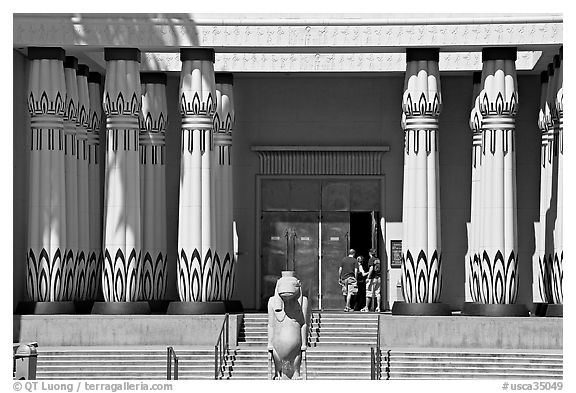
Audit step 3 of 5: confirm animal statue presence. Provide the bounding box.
[267,271,309,380]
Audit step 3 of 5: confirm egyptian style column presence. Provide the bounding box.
[464,47,527,316]
[552,48,563,312]
[466,72,484,303]
[96,48,147,313]
[75,64,91,301]
[175,48,217,305]
[62,56,79,301]
[394,48,448,315]
[214,73,235,300]
[139,73,168,302]
[86,72,103,300]
[533,67,555,307]
[25,47,70,309]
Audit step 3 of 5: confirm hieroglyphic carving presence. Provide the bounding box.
[14,15,563,49]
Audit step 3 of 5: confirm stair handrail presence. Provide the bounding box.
[303,279,312,380]
[376,313,382,380]
[385,349,391,380]
[166,346,178,380]
[214,313,230,380]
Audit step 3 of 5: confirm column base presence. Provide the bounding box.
[546,304,563,317]
[167,301,228,315]
[15,301,76,315]
[91,301,151,315]
[73,300,95,314]
[462,302,529,317]
[531,302,549,317]
[147,300,171,314]
[392,301,451,316]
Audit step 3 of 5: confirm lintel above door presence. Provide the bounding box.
[251,146,389,176]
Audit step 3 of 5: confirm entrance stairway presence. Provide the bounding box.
[227,311,378,380]
[385,350,563,380]
[33,313,563,380]
[36,347,216,380]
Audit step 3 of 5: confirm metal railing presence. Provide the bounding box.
[371,314,383,380]
[214,313,230,380]
[166,346,178,380]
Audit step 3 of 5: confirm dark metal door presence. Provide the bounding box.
[260,211,320,310]
[290,212,320,310]
[320,212,350,310]
[260,212,293,307]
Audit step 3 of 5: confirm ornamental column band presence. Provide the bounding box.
[466,72,484,303]
[86,72,103,301]
[394,48,449,316]
[75,64,91,302]
[214,73,235,300]
[62,56,79,301]
[25,47,71,311]
[139,72,168,302]
[96,48,148,314]
[463,47,528,316]
[175,48,217,306]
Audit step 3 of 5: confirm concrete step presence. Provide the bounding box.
[388,361,563,368]
[387,365,563,374]
[388,371,563,380]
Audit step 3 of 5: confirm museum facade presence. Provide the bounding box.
[12,13,563,314]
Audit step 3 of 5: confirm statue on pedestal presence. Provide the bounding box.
[267,271,308,379]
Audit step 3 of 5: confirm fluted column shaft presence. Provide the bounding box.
[400,49,443,303]
[102,48,142,302]
[467,72,483,303]
[214,73,235,300]
[178,49,217,302]
[62,56,79,301]
[476,47,519,305]
[75,64,91,300]
[139,73,168,301]
[26,47,67,301]
[86,72,103,300]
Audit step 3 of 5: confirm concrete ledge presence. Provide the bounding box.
[379,315,562,350]
[14,314,242,347]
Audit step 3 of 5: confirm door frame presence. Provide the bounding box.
[255,174,387,310]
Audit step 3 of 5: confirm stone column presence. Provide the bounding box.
[533,67,555,307]
[96,48,147,314]
[175,48,217,307]
[551,48,563,313]
[139,72,168,302]
[214,73,235,300]
[394,48,449,315]
[62,56,79,301]
[25,47,72,311]
[467,72,483,303]
[464,47,528,316]
[86,72,103,300]
[75,64,91,301]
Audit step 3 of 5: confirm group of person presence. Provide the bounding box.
[338,248,381,312]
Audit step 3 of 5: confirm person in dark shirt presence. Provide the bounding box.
[363,248,382,312]
[356,255,369,311]
[338,249,358,312]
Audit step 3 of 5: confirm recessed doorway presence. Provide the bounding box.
[257,177,385,310]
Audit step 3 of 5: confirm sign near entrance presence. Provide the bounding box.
[329,237,340,241]
[391,240,403,268]
[301,236,310,241]
[271,236,280,241]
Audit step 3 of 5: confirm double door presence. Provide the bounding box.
[261,211,379,310]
